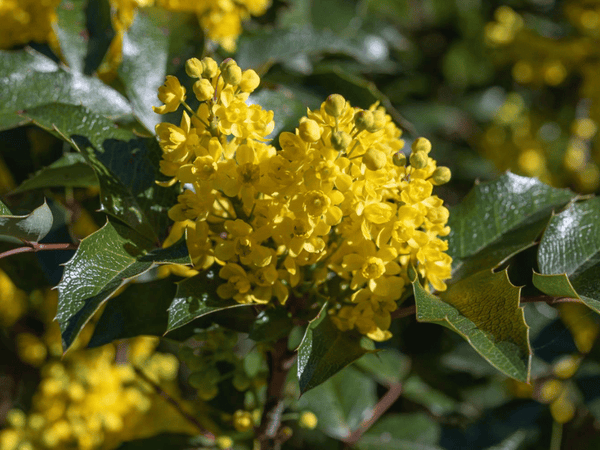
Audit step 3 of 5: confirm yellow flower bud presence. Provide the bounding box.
[409,151,428,169]
[233,410,254,432]
[362,148,387,171]
[221,59,242,86]
[431,166,451,185]
[185,57,204,78]
[392,152,406,166]
[240,69,260,93]
[367,109,386,132]
[298,119,322,142]
[354,110,374,132]
[216,436,233,449]
[540,379,563,403]
[553,355,580,379]
[202,57,218,78]
[299,411,318,429]
[550,391,576,423]
[331,130,352,151]
[412,137,432,154]
[193,79,215,102]
[324,94,346,117]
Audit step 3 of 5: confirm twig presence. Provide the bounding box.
[390,304,416,320]
[343,382,403,446]
[133,365,214,439]
[256,337,296,450]
[0,241,78,260]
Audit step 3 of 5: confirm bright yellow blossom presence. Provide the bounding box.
[156,57,452,341]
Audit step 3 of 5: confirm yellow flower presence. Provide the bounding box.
[153,75,186,114]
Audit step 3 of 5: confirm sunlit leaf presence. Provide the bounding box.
[0,201,53,242]
[414,270,531,382]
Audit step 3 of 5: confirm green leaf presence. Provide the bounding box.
[88,277,178,348]
[533,197,600,314]
[56,221,188,351]
[414,270,531,382]
[236,26,395,72]
[249,307,294,342]
[54,0,88,72]
[166,268,255,332]
[297,366,377,440]
[0,201,53,242]
[14,153,97,193]
[402,374,459,415]
[297,303,374,394]
[447,172,575,281]
[356,413,443,450]
[118,8,170,132]
[485,430,528,450]
[353,350,411,386]
[0,48,131,131]
[22,103,176,241]
[0,200,12,215]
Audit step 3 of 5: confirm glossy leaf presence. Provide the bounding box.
[356,413,442,450]
[236,26,395,72]
[297,303,374,393]
[118,8,169,132]
[0,201,53,242]
[0,48,131,130]
[297,366,377,440]
[14,153,97,193]
[249,307,294,342]
[447,172,575,280]
[0,200,10,215]
[22,103,176,241]
[88,277,178,348]
[54,0,88,72]
[414,270,531,382]
[533,197,600,314]
[56,221,189,351]
[166,269,255,332]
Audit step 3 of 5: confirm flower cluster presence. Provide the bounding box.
[483,2,600,192]
[154,57,452,341]
[0,0,59,49]
[0,288,192,450]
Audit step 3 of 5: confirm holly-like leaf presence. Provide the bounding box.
[56,221,190,351]
[533,197,600,314]
[0,48,131,131]
[118,8,170,132]
[166,268,255,332]
[356,413,442,450]
[414,270,531,382]
[88,277,178,348]
[14,153,97,193]
[297,366,378,440]
[297,303,374,394]
[447,172,575,281]
[22,103,176,241]
[0,201,53,242]
[54,0,88,72]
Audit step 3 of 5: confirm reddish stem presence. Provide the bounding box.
[0,241,78,260]
[343,382,403,446]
